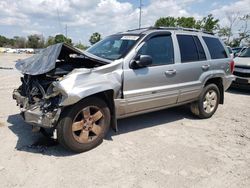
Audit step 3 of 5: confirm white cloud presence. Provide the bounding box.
[22,29,42,35]
[211,0,250,27]
[0,0,249,44]
[0,0,29,25]
[210,0,250,40]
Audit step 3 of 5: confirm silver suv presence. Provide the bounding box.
[13,27,235,152]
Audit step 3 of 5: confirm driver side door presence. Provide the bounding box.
[122,34,179,115]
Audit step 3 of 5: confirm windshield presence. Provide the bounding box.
[232,48,242,53]
[86,34,140,60]
[239,48,250,57]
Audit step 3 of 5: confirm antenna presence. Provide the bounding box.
[139,0,142,29]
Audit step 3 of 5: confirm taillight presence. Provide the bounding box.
[229,60,235,73]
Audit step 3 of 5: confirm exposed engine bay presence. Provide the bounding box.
[13,43,108,128]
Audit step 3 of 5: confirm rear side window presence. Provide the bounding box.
[177,35,206,63]
[193,36,206,61]
[202,37,228,59]
[138,35,174,65]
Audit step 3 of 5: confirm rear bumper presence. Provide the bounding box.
[13,90,61,128]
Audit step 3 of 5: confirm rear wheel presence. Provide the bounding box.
[57,97,110,153]
[191,84,220,119]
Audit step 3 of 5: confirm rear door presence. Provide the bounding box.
[173,34,210,103]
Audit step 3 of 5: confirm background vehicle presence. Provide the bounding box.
[13,27,235,152]
[232,47,247,57]
[232,47,250,89]
[227,46,234,58]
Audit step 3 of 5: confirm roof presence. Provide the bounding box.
[121,26,214,36]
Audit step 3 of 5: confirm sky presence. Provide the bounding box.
[0,0,249,45]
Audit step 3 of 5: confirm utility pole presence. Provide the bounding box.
[139,0,142,29]
[57,8,63,34]
[65,24,68,38]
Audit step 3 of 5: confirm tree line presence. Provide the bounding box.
[0,13,249,49]
[0,32,102,50]
[155,14,250,47]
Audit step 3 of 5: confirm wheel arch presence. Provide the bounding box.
[204,77,224,104]
[61,90,118,132]
[91,90,118,132]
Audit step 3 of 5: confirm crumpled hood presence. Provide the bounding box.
[234,57,250,67]
[15,43,83,75]
[54,60,123,106]
[15,43,110,76]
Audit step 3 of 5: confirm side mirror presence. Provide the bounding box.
[130,55,152,69]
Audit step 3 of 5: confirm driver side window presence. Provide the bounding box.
[138,35,174,66]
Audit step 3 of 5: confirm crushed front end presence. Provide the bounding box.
[13,74,62,128]
[12,43,108,130]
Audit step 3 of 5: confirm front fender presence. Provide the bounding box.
[55,70,122,106]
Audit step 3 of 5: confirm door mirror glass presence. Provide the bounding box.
[130,55,152,69]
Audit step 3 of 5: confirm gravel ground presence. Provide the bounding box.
[0,53,250,188]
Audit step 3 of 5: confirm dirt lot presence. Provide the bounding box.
[0,53,250,188]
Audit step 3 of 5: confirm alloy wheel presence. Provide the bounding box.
[203,90,218,113]
[72,106,104,144]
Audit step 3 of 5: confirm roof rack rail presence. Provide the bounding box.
[153,26,214,35]
[126,26,214,35]
[126,27,154,32]
[160,27,214,34]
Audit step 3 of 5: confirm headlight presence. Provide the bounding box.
[45,82,60,99]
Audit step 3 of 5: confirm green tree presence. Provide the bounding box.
[155,17,176,27]
[229,38,241,47]
[154,17,199,28]
[46,36,55,46]
[74,43,88,50]
[154,14,219,33]
[199,14,219,32]
[27,34,45,48]
[0,35,9,47]
[176,17,197,28]
[89,32,101,45]
[54,34,72,45]
[13,36,27,48]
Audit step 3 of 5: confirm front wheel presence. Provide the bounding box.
[191,84,220,119]
[57,97,110,153]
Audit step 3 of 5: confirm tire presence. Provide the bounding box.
[57,97,110,153]
[190,84,220,119]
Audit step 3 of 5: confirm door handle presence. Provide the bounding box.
[165,69,176,76]
[202,64,210,71]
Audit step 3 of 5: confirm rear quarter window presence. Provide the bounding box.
[202,36,228,59]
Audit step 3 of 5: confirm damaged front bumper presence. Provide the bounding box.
[13,89,61,128]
